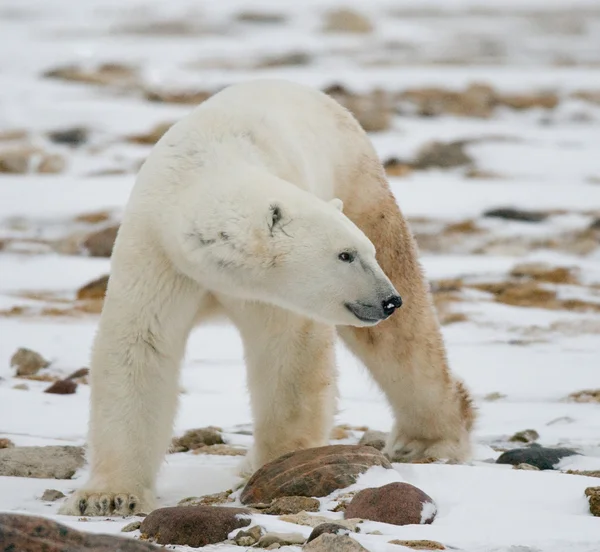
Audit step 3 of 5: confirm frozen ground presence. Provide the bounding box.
[0,0,599,551]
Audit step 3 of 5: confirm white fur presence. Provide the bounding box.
[60,80,469,516]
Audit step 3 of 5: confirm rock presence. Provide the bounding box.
[66,367,90,380]
[279,512,361,531]
[344,482,437,526]
[510,263,576,285]
[307,523,352,542]
[413,140,473,169]
[509,429,540,444]
[0,129,28,141]
[12,383,29,390]
[358,430,387,451]
[234,525,263,546]
[585,487,600,516]
[47,127,89,146]
[263,496,320,515]
[498,92,558,110]
[82,226,119,257]
[37,154,66,174]
[121,520,142,532]
[323,8,373,34]
[45,379,77,395]
[0,148,31,173]
[496,445,579,470]
[257,532,306,547]
[143,88,211,105]
[139,505,251,547]
[565,470,600,477]
[0,445,85,479]
[0,513,158,551]
[258,52,312,68]
[77,275,109,301]
[10,347,50,376]
[384,158,413,178]
[590,218,600,231]
[127,122,174,145]
[568,389,600,403]
[43,63,138,87]
[172,427,224,452]
[324,85,392,132]
[236,11,286,24]
[304,533,368,551]
[483,208,549,223]
[41,489,65,501]
[178,490,234,507]
[240,444,391,504]
[0,439,14,449]
[513,463,540,471]
[389,540,446,550]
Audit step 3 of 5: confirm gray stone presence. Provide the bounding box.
[304,533,368,551]
[358,430,387,451]
[0,446,85,479]
[10,348,50,376]
[41,489,65,501]
[257,532,306,547]
[496,445,579,470]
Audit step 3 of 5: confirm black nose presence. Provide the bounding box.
[382,295,402,317]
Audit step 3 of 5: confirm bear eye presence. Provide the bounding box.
[338,251,355,263]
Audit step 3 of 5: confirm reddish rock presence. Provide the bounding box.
[240,445,391,504]
[139,505,251,547]
[0,513,158,551]
[344,482,436,526]
[45,379,77,395]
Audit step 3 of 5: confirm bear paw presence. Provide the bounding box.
[58,488,154,516]
[384,432,471,463]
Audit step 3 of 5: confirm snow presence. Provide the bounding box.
[1,0,600,551]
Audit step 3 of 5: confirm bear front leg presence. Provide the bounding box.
[219,297,338,474]
[60,245,203,516]
[338,182,475,463]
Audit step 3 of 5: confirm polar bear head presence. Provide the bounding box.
[185,179,402,328]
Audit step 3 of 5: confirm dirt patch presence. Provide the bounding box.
[510,263,578,284]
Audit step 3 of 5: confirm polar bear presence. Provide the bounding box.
[60,79,474,516]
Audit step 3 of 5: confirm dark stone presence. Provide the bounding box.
[240,445,392,505]
[45,379,77,394]
[47,127,88,146]
[483,208,549,223]
[496,445,579,470]
[139,505,251,547]
[589,218,600,231]
[82,225,119,257]
[307,523,352,543]
[0,513,158,551]
[344,482,436,526]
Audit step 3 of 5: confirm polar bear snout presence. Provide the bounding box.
[345,293,402,324]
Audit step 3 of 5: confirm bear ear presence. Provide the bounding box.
[330,198,344,212]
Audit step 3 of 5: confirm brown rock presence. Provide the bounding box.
[263,496,320,515]
[499,92,558,110]
[139,506,251,547]
[41,489,65,501]
[304,533,368,551]
[172,427,225,452]
[0,148,32,173]
[77,275,109,301]
[10,347,50,376]
[67,367,90,380]
[413,140,473,169]
[389,540,446,550]
[398,84,495,118]
[236,11,286,24]
[0,513,158,551]
[566,470,600,477]
[37,154,66,174]
[585,487,600,516]
[358,430,387,451]
[43,63,138,87]
[0,446,84,479]
[143,88,211,105]
[568,389,600,403]
[127,122,174,145]
[384,158,413,177]
[234,525,263,546]
[323,9,373,34]
[324,85,392,132]
[344,482,437,526]
[83,226,119,257]
[510,263,576,284]
[307,523,352,542]
[509,429,540,444]
[178,490,234,507]
[0,439,14,449]
[240,445,392,504]
[45,379,77,395]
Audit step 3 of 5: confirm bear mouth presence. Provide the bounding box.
[344,302,381,324]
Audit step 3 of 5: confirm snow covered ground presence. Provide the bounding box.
[1,1,599,550]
